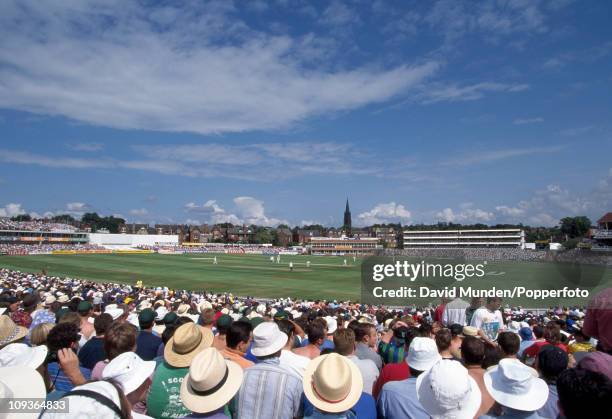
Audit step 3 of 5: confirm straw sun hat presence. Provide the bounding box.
[180,348,243,413]
[0,316,28,347]
[303,353,363,413]
[164,323,214,367]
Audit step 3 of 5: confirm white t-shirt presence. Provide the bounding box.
[279,349,310,378]
[470,307,504,340]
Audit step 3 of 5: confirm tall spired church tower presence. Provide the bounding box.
[343,199,352,237]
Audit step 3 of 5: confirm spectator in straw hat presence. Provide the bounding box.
[0,315,28,348]
[377,337,441,419]
[102,351,156,418]
[481,358,549,418]
[416,359,482,419]
[302,353,364,419]
[180,348,244,418]
[235,321,303,419]
[147,322,213,419]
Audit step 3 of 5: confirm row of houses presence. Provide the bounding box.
[117,223,402,247]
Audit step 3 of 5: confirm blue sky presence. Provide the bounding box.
[0,0,611,227]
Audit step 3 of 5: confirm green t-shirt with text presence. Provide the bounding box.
[147,361,191,419]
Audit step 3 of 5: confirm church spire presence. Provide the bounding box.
[343,198,352,237]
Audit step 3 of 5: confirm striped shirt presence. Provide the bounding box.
[235,357,303,419]
[378,338,407,365]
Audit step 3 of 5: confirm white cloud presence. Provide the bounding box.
[435,207,494,223]
[560,126,594,137]
[0,203,26,217]
[233,196,287,227]
[0,141,380,181]
[357,202,412,226]
[442,145,564,166]
[66,202,90,212]
[185,200,242,225]
[185,197,286,226]
[321,1,360,26]
[513,117,544,125]
[420,82,529,104]
[0,2,438,135]
[495,205,526,217]
[425,0,552,45]
[129,208,148,216]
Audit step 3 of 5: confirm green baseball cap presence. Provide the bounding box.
[163,311,178,325]
[77,301,92,313]
[250,316,265,329]
[216,314,233,329]
[138,308,156,323]
[273,310,289,320]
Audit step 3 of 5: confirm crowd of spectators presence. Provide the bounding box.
[0,243,106,255]
[0,219,78,232]
[137,244,278,255]
[0,267,611,418]
[385,247,612,266]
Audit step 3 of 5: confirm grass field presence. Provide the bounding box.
[0,253,364,300]
[1,253,610,304]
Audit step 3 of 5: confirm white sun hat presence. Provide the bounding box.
[39,381,123,419]
[324,316,338,335]
[407,337,441,371]
[102,351,156,394]
[484,358,549,411]
[0,367,46,419]
[303,353,363,413]
[180,348,243,413]
[0,343,48,369]
[250,322,288,357]
[416,359,481,419]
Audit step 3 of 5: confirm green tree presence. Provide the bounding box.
[560,216,591,238]
[254,229,274,244]
[51,214,76,224]
[10,214,31,221]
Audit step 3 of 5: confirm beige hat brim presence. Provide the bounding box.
[0,324,28,347]
[303,355,363,413]
[164,327,214,368]
[180,359,243,413]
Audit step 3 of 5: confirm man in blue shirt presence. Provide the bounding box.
[377,337,441,419]
[78,312,112,369]
[136,308,162,361]
[46,322,91,393]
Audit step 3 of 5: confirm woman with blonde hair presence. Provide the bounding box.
[30,322,54,346]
